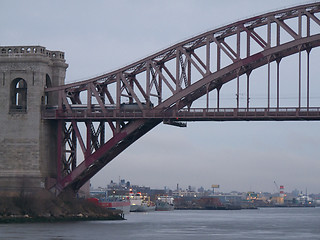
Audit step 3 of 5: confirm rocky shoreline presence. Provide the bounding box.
[0,190,124,223]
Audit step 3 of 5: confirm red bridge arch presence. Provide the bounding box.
[43,3,320,194]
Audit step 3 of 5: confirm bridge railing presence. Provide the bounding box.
[42,106,320,121]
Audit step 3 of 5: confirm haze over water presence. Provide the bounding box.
[1,208,319,239]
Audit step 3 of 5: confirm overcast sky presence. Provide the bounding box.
[1,0,320,194]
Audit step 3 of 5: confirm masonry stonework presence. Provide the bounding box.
[0,46,68,195]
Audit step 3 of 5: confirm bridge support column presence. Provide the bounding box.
[276,58,282,109]
[267,56,271,110]
[216,85,221,110]
[246,71,251,109]
[306,48,312,110]
[236,70,240,109]
[0,46,68,196]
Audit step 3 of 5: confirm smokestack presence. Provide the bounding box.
[280,185,285,198]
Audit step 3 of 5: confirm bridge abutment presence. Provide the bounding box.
[0,46,67,195]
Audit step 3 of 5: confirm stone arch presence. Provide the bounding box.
[44,74,52,105]
[10,78,27,112]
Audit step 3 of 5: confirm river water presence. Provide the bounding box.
[1,207,319,240]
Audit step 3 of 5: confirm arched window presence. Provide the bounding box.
[10,78,27,112]
[44,74,52,105]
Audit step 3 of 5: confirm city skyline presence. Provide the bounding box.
[92,177,316,195]
[1,0,319,194]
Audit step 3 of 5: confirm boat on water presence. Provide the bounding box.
[156,196,174,211]
[88,195,131,214]
[130,192,156,212]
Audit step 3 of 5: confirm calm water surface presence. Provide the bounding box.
[0,207,319,240]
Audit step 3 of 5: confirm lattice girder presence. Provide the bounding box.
[43,3,320,194]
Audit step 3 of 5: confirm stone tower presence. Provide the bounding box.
[0,46,68,195]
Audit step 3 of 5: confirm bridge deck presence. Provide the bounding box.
[43,107,320,121]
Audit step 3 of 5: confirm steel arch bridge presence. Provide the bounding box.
[44,3,320,194]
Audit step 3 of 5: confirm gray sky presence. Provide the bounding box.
[2,0,320,194]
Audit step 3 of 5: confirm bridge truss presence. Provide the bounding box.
[44,3,320,194]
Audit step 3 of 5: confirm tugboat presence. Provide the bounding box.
[156,196,174,211]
